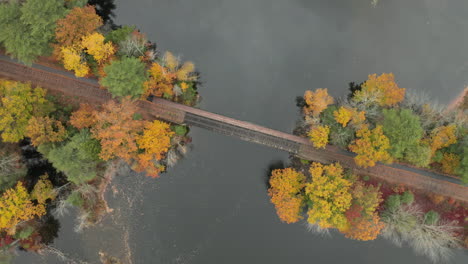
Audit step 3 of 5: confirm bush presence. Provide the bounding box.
[100,57,148,98]
[384,194,401,212]
[424,210,440,225]
[173,125,188,136]
[401,191,414,205]
[405,144,432,167]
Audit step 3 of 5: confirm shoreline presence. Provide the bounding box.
[447,86,468,111]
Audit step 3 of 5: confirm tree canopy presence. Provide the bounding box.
[381,108,424,159]
[0,80,53,142]
[0,0,66,64]
[100,57,148,98]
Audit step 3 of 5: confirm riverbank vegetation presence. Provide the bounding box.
[269,73,468,262]
[0,1,198,260]
[0,78,192,260]
[296,73,467,183]
[268,158,467,262]
[0,0,200,106]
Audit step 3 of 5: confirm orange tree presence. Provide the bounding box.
[305,162,352,230]
[91,98,145,162]
[70,103,97,129]
[133,120,175,177]
[344,214,384,241]
[0,182,46,235]
[26,116,68,147]
[348,125,392,167]
[353,73,405,107]
[143,62,175,98]
[303,88,334,117]
[268,168,306,224]
[342,181,384,241]
[55,5,103,47]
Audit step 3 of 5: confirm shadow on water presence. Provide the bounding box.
[264,160,286,190]
[89,0,116,23]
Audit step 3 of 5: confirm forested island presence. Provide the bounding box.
[0,0,466,263]
[268,74,467,262]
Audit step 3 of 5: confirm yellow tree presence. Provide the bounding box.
[143,62,175,98]
[333,106,353,127]
[353,73,405,107]
[70,103,97,129]
[268,168,306,224]
[133,120,175,177]
[308,125,330,149]
[305,163,352,230]
[26,116,68,147]
[164,51,197,82]
[348,125,392,167]
[0,182,46,234]
[303,88,334,116]
[440,153,460,174]
[0,80,53,142]
[81,32,115,64]
[31,174,57,204]
[60,46,90,77]
[91,98,145,162]
[430,124,457,154]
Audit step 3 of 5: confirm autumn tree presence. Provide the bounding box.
[348,125,392,167]
[133,120,174,177]
[164,51,198,82]
[303,88,334,116]
[31,174,56,204]
[91,98,145,161]
[440,153,460,175]
[268,168,306,224]
[0,0,66,64]
[353,73,405,107]
[40,129,101,185]
[26,116,67,147]
[0,182,46,234]
[344,214,384,241]
[333,106,352,127]
[0,142,26,192]
[100,57,148,98]
[308,125,330,149]
[81,32,115,64]
[69,103,97,129]
[381,108,424,159]
[143,62,175,98]
[0,80,53,142]
[60,46,90,77]
[429,124,457,155]
[55,5,103,47]
[305,163,352,230]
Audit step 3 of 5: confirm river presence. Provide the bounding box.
[14,0,468,263]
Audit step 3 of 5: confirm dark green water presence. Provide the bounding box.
[15,0,468,263]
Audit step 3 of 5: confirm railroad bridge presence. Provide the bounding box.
[0,56,467,202]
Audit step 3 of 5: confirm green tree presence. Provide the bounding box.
[100,57,148,98]
[0,0,66,64]
[404,143,432,168]
[39,130,101,185]
[381,109,424,159]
